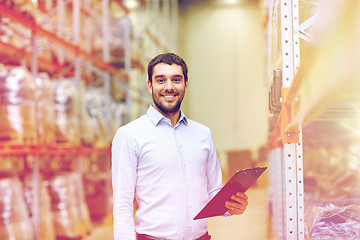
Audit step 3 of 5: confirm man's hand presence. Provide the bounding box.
[225,192,248,215]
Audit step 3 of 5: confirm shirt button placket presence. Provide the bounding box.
[175,128,193,234]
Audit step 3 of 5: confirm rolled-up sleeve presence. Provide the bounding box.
[112,128,138,240]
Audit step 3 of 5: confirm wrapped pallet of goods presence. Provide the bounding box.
[82,88,112,221]
[22,174,56,240]
[0,66,37,239]
[51,79,94,237]
[110,77,130,129]
[83,170,111,221]
[92,15,131,68]
[53,78,96,146]
[0,66,37,144]
[303,122,360,239]
[47,172,92,239]
[35,73,56,144]
[0,174,34,240]
[84,88,112,148]
[53,79,81,145]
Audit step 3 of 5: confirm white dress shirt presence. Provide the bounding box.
[112,106,223,240]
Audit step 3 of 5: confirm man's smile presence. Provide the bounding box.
[162,93,178,99]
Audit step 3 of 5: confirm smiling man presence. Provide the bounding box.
[149,61,187,126]
[112,53,248,240]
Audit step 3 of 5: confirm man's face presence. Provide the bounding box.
[147,63,188,116]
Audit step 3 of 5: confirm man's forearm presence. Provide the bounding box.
[113,203,136,240]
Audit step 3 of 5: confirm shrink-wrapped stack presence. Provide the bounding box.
[83,171,111,221]
[84,88,112,147]
[53,79,97,145]
[36,73,56,144]
[0,175,34,240]
[306,204,360,240]
[23,174,56,240]
[53,79,81,145]
[0,66,37,144]
[110,77,130,130]
[47,172,92,239]
[303,122,360,239]
[92,16,131,64]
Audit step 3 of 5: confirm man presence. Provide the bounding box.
[112,53,248,240]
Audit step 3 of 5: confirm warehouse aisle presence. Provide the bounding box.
[208,187,268,240]
[86,184,269,240]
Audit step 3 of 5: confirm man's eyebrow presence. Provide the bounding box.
[154,74,165,79]
[172,74,184,78]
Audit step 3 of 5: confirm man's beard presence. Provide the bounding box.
[153,96,182,114]
[152,90,185,115]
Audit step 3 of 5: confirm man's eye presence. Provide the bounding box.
[173,78,181,82]
[157,79,165,83]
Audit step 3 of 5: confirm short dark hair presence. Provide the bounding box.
[147,53,188,82]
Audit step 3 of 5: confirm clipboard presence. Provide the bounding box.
[193,167,267,220]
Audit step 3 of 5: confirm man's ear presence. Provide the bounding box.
[185,79,188,92]
[147,80,152,94]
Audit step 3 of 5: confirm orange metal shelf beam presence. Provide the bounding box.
[0,144,37,155]
[0,41,63,72]
[0,41,93,83]
[0,144,111,156]
[131,58,145,72]
[145,28,169,53]
[112,0,130,14]
[0,4,128,82]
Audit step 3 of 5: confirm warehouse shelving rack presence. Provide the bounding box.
[266,0,360,239]
[0,0,178,239]
[267,0,304,239]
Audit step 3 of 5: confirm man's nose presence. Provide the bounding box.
[164,79,174,90]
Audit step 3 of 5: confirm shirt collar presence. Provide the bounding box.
[147,105,188,126]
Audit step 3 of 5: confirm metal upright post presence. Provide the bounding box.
[102,0,111,113]
[163,0,170,50]
[269,147,284,240]
[57,0,65,69]
[275,148,285,240]
[102,0,112,213]
[72,0,84,224]
[102,0,110,63]
[139,3,148,114]
[292,1,305,238]
[282,142,298,239]
[31,31,40,240]
[84,0,92,76]
[296,128,305,239]
[123,12,132,120]
[45,0,52,10]
[269,124,285,240]
[280,0,304,239]
[153,0,159,54]
[171,0,178,53]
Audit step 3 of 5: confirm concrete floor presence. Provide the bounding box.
[208,187,269,240]
[86,185,269,240]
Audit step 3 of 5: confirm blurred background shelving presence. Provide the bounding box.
[0,0,177,239]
